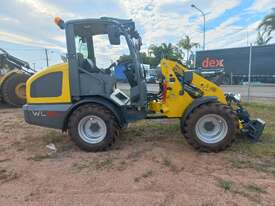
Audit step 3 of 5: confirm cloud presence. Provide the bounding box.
[17,0,75,18]
[248,0,275,12]
[118,0,243,51]
[0,0,273,68]
[0,31,65,50]
[0,0,69,51]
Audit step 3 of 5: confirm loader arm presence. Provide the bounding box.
[148,59,227,118]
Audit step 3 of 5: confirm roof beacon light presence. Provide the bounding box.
[54,17,65,30]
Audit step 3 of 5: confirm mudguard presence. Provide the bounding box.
[181,96,218,122]
[62,97,126,131]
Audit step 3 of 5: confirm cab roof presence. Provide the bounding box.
[66,17,135,36]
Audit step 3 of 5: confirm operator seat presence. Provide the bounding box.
[77,53,100,73]
[76,52,116,97]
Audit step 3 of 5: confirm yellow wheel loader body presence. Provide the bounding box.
[26,63,71,104]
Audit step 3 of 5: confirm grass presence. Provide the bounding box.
[244,183,266,194]
[95,158,113,170]
[141,170,153,178]
[150,123,179,134]
[216,179,233,191]
[163,157,172,167]
[134,170,154,182]
[230,157,275,176]
[116,160,127,171]
[0,169,19,184]
[42,131,66,144]
[124,120,180,142]
[162,157,184,174]
[28,131,74,161]
[127,149,143,161]
[126,102,275,158]
[28,153,58,161]
[71,161,91,171]
[230,102,275,157]
[71,157,115,172]
[216,178,265,203]
[42,130,75,153]
[227,102,275,177]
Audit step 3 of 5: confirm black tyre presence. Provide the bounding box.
[181,102,239,152]
[2,73,29,107]
[68,104,120,152]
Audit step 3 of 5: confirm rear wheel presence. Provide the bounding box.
[2,73,29,107]
[68,104,120,152]
[181,102,239,152]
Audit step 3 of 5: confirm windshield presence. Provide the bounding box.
[93,34,130,68]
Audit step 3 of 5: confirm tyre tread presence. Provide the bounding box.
[68,103,119,152]
[181,102,239,152]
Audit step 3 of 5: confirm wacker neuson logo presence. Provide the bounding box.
[32,111,47,117]
[31,111,60,117]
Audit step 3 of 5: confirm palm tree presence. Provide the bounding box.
[148,43,183,63]
[177,35,199,65]
[255,31,272,46]
[258,8,275,43]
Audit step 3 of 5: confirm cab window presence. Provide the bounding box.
[93,34,129,69]
[75,36,88,58]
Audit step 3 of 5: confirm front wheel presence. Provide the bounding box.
[68,104,120,152]
[181,102,239,152]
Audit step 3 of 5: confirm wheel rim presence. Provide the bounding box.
[195,114,228,144]
[78,115,107,144]
[15,83,26,99]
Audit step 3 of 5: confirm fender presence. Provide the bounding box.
[62,96,126,131]
[181,96,218,122]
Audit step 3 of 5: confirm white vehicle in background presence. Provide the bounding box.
[143,64,159,83]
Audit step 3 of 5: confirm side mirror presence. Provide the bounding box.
[107,25,121,45]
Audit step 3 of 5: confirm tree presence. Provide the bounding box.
[139,52,159,66]
[255,31,272,46]
[118,52,159,67]
[148,43,183,64]
[177,35,199,66]
[258,8,275,43]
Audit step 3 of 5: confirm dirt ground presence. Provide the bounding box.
[0,107,275,206]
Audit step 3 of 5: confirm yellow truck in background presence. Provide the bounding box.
[0,48,35,107]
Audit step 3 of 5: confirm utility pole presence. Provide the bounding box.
[32,63,36,70]
[191,4,206,50]
[246,30,249,46]
[248,44,252,102]
[45,48,49,67]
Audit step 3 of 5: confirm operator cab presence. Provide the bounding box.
[63,17,147,108]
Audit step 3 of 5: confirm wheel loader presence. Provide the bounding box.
[23,17,265,152]
[0,49,35,107]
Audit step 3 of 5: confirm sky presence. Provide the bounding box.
[0,0,274,70]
